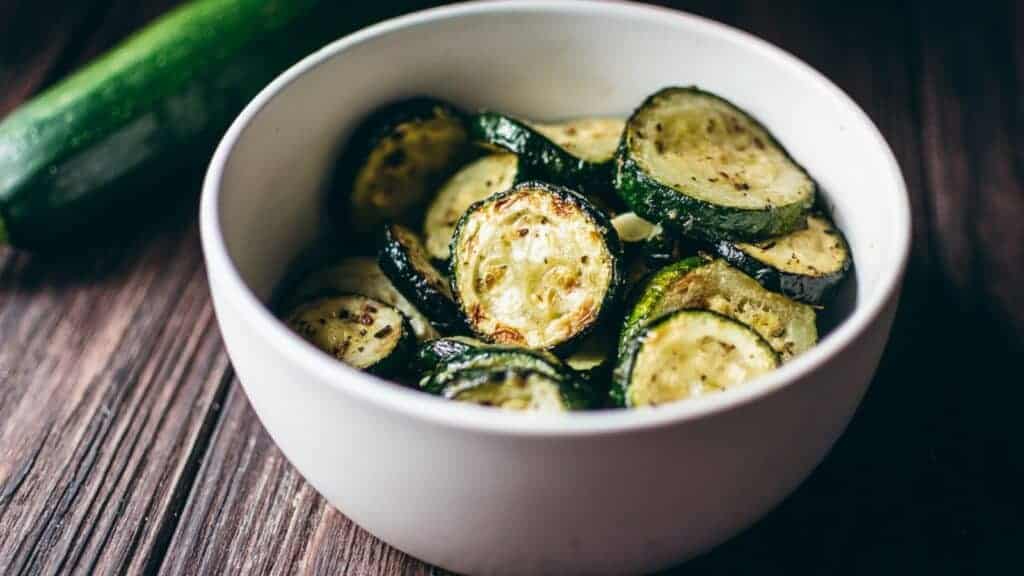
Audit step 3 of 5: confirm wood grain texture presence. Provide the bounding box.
[0,0,1021,574]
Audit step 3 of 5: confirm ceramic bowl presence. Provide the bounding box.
[200,2,910,574]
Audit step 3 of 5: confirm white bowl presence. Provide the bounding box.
[200,2,910,574]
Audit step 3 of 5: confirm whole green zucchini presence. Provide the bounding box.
[0,0,389,250]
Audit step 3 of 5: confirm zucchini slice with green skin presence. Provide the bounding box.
[711,213,852,304]
[612,309,779,407]
[421,347,573,392]
[450,181,624,352]
[615,87,815,241]
[290,257,439,341]
[411,335,488,376]
[434,367,587,412]
[286,294,414,378]
[423,153,520,263]
[469,113,624,193]
[333,97,470,232]
[377,223,463,332]
[621,258,817,361]
[422,348,593,408]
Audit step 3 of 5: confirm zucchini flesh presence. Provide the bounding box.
[622,258,817,361]
[335,98,469,232]
[291,257,439,341]
[377,223,463,332]
[713,213,851,304]
[450,182,622,351]
[423,153,519,262]
[286,294,413,377]
[441,368,578,412]
[616,87,815,241]
[613,309,778,407]
[530,117,625,164]
[469,113,622,193]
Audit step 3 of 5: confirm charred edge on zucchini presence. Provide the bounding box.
[612,309,779,407]
[286,294,414,378]
[289,256,439,341]
[621,258,817,361]
[615,86,815,241]
[435,367,586,412]
[711,213,851,304]
[332,97,470,232]
[378,223,464,332]
[450,181,624,353]
[423,153,520,263]
[411,335,487,376]
[469,112,624,194]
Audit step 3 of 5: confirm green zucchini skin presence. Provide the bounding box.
[0,0,337,250]
[614,86,815,242]
[449,181,625,354]
[468,112,615,195]
[411,336,487,376]
[611,309,779,407]
[377,223,465,333]
[331,97,471,234]
[710,214,852,305]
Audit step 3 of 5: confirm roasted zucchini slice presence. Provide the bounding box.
[423,153,520,263]
[469,113,624,192]
[333,97,470,231]
[621,258,817,361]
[612,309,779,407]
[421,347,572,392]
[291,257,439,341]
[422,348,592,408]
[411,335,487,376]
[450,181,623,352]
[615,87,815,241]
[286,294,414,377]
[711,213,851,304]
[433,367,587,412]
[378,223,463,332]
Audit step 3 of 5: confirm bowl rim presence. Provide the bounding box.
[200,0,911,437]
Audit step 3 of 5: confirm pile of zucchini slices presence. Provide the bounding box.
[284,87,852,412]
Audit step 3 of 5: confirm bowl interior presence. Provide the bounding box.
[209,1,907,402]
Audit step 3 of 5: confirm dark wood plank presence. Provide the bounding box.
[157,385,435,576]
[0,209,233,575]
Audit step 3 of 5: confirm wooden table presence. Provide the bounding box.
[1,1,1021,574]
